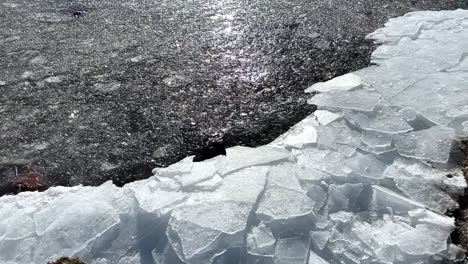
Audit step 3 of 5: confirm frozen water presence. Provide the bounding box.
[274,237,310,264]
[216,146,291,175]
[247,222,276,257]
[313,110,341,126]
[394,125,456,163]
[344,104,413,134]
[305,73,362,93]
[310,230,331,251]
[0,10,467,264]
[307,89,381,112]
[270,115,318,148]
[308,250,329,264]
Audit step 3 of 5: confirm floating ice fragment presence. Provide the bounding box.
[394,126,456,163]
[305,73,362,93]
[308,89,381,111]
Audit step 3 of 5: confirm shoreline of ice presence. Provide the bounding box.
[1,9,468,264]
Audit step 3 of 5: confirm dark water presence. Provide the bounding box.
[0,0,466,187]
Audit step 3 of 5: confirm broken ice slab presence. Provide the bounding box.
[315,119,361,150]
[180,157,219,188]
[294,148,350,178]
[358,130,394,154]
[274,237,310,264]
[302,184,327,212]
[390,72,468,126]
[329,211,356,225]
[191,174,223,191]
[310,230,331,251]
[383,158,464,213]
[326,228,374,264]
[371,185,424,214]
[345,152,388,181]
[344,104,413,134]
[167,200,250,263]
[313,110,341,126]
[152,156,194,178]
[308,250,329,264]
[307,89,381,112]
[247,222,276,257]
[397,223,452,256]
[256,165,314,222]
[394,125,456,163]
[408,209,455,232]
[349,212,455,262]
[216,146,291,175]
[447,114,468,139]
[0,182,137,264]
[270,115,318,148]
[360,131,392,148]
[124,179,186,214]
[326,183,364,214]
[305,73,362,93]
[167,167,268,263]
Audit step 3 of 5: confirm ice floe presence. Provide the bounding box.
[0,9,468,264]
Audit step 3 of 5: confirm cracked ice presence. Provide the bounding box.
[1,9,468,264]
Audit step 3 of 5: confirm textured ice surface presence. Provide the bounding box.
[305,73,363,93]
[0,10,467,264]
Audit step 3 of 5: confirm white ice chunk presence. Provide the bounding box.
[308,89,381,112]
[216,146,291,175]
[305,73,362,93]
[384,158,463,212]
[371,185,424,214]
[191,174,223,191]
[274,236,310,264]
[329,211,355,225]
[308,250,329,264]
[152,156,194,177]
[270,115,318,148]
[167,167,268,263]
[390,72,468,126]
[180,158,219,188]
[344,104,413,134]
[257,165,314,222]
[310,231,331,251]
[394,126,456,163]
[314,110,342,126]
[247,222,276,257]
[326,183,364,213]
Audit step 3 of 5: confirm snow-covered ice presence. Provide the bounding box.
[0,9,468,264]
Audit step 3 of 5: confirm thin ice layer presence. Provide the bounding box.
[394,126,456,163]
[308,89,381,112]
